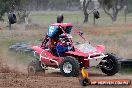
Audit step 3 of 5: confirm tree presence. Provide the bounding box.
[15,0,30,23]
[0,0,29,23]
[98,0,126,21]
[81,0,92,23]
[0,0,16,21]
[127,0,132,13]
[47,0,80,10]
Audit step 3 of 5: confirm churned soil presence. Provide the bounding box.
[0,63,132,88]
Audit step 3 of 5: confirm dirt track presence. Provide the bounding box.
[0,64,132,88]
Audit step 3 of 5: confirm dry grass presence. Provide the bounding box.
[0,23,132,60]
[92,34,132,58]
[0,24,46,74]
[80,24,132,59]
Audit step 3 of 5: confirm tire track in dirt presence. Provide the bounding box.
[0,50,132,88]
[0,64,132,88]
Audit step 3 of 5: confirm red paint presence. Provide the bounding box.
[32,44,105,67]
[32,23,106,68]
[51,23,72,27]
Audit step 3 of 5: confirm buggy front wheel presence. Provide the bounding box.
[60,56,80,77]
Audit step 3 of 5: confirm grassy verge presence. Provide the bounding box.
[30,11,132,26]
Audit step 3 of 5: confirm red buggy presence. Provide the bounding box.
[28,23,120,77]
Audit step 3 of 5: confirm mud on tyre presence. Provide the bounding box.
[100,53,120,76]
[28,59,45,75]
[60,56,80,77]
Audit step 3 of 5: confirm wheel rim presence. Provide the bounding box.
[104,59,114,70]
[63,62,72,73]
[28,66,36,75]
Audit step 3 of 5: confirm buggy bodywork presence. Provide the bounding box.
[28,23,120,77]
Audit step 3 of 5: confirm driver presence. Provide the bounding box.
[56,34,72,57]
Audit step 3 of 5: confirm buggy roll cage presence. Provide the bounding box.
[40,23,86,49]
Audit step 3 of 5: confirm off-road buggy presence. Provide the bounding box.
[28,22,120,77]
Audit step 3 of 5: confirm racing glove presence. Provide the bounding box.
[68,46,72,50]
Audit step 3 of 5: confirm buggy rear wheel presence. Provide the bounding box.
[28,59,45,75]
[100,53,120,76]
[60,56,80,77]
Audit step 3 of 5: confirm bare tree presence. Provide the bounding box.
[15,0,30,24]
[98,0,126,21]
[81,0,92,23]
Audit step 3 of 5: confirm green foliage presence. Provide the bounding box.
[127,0,132,13]
[98,0,126,21]
[0,0,27,21]
[25,0,80,11]
[48,0,80,10]
[0,0,16,20]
